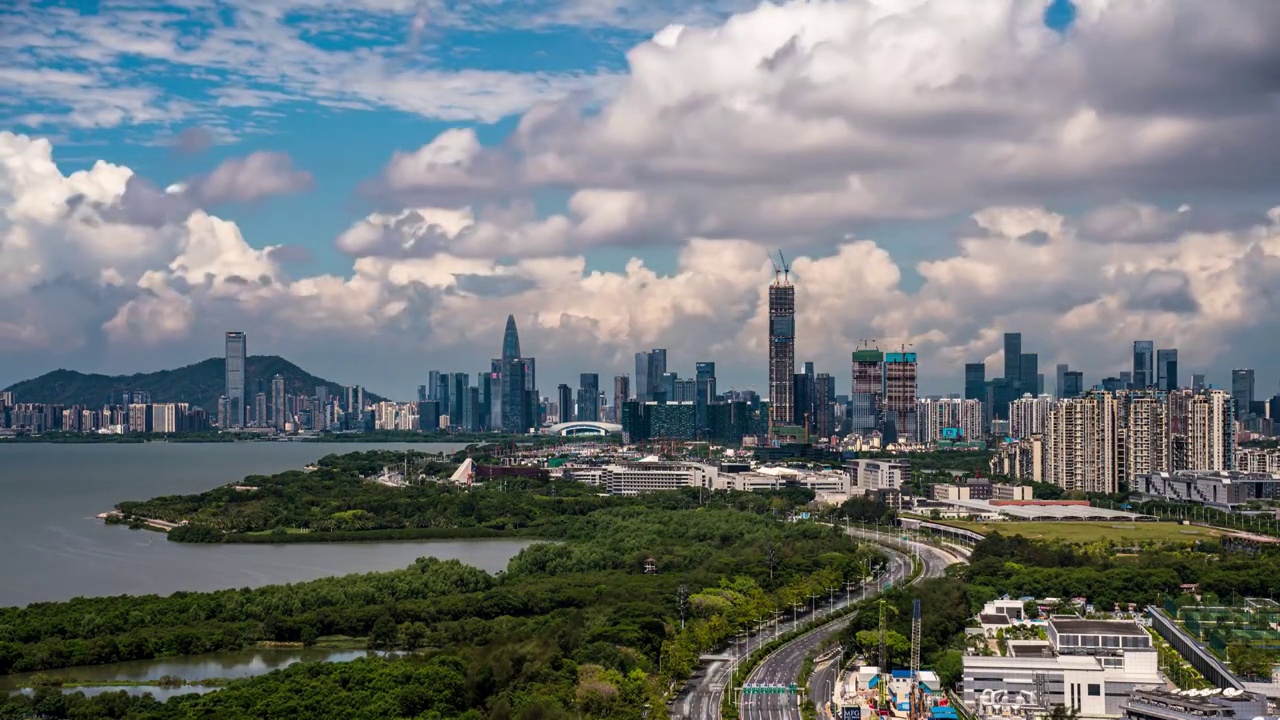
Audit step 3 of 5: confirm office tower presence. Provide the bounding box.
[1189,389,1235,470]
[814,372,836,439]
[1133,340,1154,388]
[417,385,427,403]
[499,315,525,432]
[1119,371,1133,390]
[1062,371,1084,398]
[793,371,814,427]
[252,392,267,427]
[427,371,441,401]
[649,350,667,400]
[1192,374,1206,391]
[224,331,247,428]
[315,385,329,410]
[1003,333,1021,386]
[1156,349,1178,391]
[1101,376,1123,392]
[451,373,469,425]
[1045,391,1119,494]
[660,372,677,404]
[768,267,796,432]
[1231,369,1255,420]
[414,400,438,431]
[851,349,885,435]
[1055,364,1069,398]
[634,353,650,402]
[883,350,918,444]
[270,374,285,429]
[613,375,630,424]
[1018,353,1038,400]
[964,363,986,401]
[501,358,526,432]
[695,362,716,434]
[1009,394,1053,439]
[462,387,480,431]
[577,374,600,422]
[674,378,696,403]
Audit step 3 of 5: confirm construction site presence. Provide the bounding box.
[831,599,954,720]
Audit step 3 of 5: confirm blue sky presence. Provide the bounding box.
[8,0,1280,400]
[13,0,1073,280]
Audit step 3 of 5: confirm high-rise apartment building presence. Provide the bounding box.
[1133,340,1154,389]
[1010,394,1054,439]
[1231,369,1255,420]
[1045,391,1118,494]
[1118,391,1168,490]
[1190,389,1235,471]
[1156,349,1178,391]
[768,271,796,432]
[613,375,629,423]
[917,398,984,443]
[851,349,885,436]
[578,373,600,422]
[224,331,247,428]
[884,351,918,444]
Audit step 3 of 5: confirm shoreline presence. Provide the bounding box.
[96,511,180,532]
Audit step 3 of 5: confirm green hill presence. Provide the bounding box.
[2,356,384,411]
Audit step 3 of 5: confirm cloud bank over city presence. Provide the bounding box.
[2,0,1280,398]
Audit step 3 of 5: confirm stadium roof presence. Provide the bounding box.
[941,498,1156,521]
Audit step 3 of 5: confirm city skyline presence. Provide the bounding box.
[4,2,1280,403]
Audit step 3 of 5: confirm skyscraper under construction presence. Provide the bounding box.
[768,254,795,433]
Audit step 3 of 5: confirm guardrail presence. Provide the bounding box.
[723,545,926,719]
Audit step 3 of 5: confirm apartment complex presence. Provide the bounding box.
[917,397,984,443]
[993,389,1236,494]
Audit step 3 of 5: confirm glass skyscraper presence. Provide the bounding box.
[1232,368,1255,420]
[224,331,246,429]
[1133,340,1154,389]
[1156,348,1178,391]
[577,373,599,422]
[964,363,985,401]
[695,362,716,435]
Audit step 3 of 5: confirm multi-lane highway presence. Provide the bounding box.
[803,532,967,720]
[670,528,967,720]
[739,531,966,720]
[671,544,910,720]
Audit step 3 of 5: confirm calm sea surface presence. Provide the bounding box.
[0,442,536,607]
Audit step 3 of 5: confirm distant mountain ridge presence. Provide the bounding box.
[3,356,384,411]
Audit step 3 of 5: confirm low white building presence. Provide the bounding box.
[1133,470,1280,511]
[848,458,910,493]
[963,618,1162,719]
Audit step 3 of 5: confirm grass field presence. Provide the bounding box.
[932,519,1226,544]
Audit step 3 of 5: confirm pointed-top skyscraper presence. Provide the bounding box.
[502,314,521,361]
[499,314,534,432]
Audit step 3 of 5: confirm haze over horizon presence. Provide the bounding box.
[4,0,1280,399]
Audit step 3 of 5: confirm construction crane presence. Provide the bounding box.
[877,599,898,711]
[769,249,792,285]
